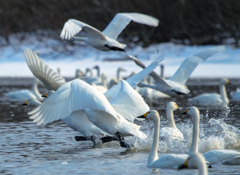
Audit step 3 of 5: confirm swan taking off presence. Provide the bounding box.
[130,46,225,96]
[60,13,159,51]
[189,78,231,107]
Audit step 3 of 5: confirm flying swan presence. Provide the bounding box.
[60,13,159,51]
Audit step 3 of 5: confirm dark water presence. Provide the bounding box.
[1,77,240,174]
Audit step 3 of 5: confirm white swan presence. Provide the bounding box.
[182,106,240,165]
[137,110,188,168]
[130,46,225,96]
[24,48,165,147]
[231,88,240,101]
[189,78,230,107]
[60,13,159,51]
[92,73,108,93]
[6,78,43,101]
[178,153,208,175]
[159,102,184,141]
[28,79,148,147]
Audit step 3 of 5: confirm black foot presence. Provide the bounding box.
[100,136,118,143]
[75,135,96,145]
[115,132,134,148]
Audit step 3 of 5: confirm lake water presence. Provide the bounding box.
[1,77,240,174]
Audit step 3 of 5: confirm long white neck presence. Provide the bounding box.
[32,79,42,100]
[219,83,229,104]
[73,36,87,42]
[148,116,160,167]
[189,113,199,155]
[198,161,208,175]
[166,107,176,128]
[117,69,122,82]
[102,73,107,89]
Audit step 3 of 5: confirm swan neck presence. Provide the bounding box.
[219,84,229,104]
[86,69,93,78]
[148,116,160,167]
[189,113,199,154]
[166,108,176,128]
[102,74,107,88]
[198,161,208,175]
[160,64,164,77]
[32,79,42,100]
[117,69,122,82]
[96,67,100,77]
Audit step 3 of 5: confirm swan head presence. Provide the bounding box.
[92,65,99,70]
[22,99,40,107]
[167,101,179,111]
[178,153,207,170]
[42,90,55,98]
[182,106,199,116]
[109,79,118,88]
[137,110,160,122]
[75,69,84,78]
[220,78,231,85]
[118,67,126,72]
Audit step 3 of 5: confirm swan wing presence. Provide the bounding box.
[129,55,172,89]
[60,19,106,40]
[24,49,66,91]
[102,13,159,40]
[28,79,119,125]
[110,80,149,122]
[170,46,225,85]
[104,54,164,101]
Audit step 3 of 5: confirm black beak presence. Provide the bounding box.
[137,115,145,119]
[228,82,232,85]
[182,112,187,115]
[22,103,27,106]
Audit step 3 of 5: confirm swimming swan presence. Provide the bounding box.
[6,78,43,101]
[159,102,184,141]
[130,46,225,96]
[137,110,188,168]
[60,13,159,51]
[178,153,208,175]
[189,78,230,107]
[182,106,240,165]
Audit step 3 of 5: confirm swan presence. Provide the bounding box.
[60,13,159,51]
[92,73,108,93]
[28,79,148,148]
[137,110,189,168]
[93,65,100,77]
[116,67,127,82]
[182,106,240,165]
[24,48,164,146]
[6,78,43,101]
[159,102,184,141]
[178,153,208,175]
[75,69,85,79]
[85,68,99,85]
[130,46,225,96]
[232,88,240,101]
[189,78,230,107]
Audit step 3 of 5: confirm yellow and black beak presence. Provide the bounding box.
[182,108,189,115]
[137,112,149,119]
[22,100,29,106]
[178,157,189,170]
[227,80,231,85]
[41,92,48,98]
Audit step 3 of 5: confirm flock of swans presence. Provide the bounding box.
[5,12,240,175]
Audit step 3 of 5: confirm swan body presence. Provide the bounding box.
[60,13,159,51]
[159,102,184,141]
[179,153,208,175]
[28,79,147,140]
[6,78,43,101]
[183,106,240,165]
[131,46,225,96]
[189,78,230,107]
[137,110,189,168]
[232,88,240,101]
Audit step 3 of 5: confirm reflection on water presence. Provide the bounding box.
[1,78,240,174]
